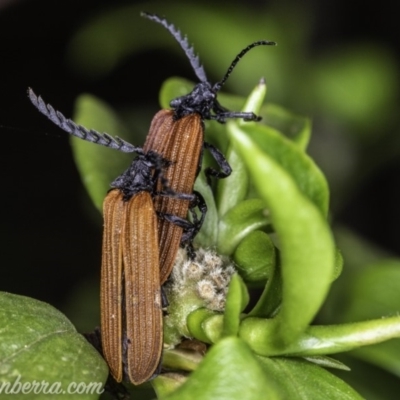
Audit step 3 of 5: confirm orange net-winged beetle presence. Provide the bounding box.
[28,88,204,385]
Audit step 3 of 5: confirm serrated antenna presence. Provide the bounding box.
[213,40,276,93]
[141,12,208,83]
[28,88,138,153]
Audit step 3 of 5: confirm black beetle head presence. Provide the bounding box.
[170,82,216,120]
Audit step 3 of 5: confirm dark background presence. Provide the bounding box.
[1,0,399,314]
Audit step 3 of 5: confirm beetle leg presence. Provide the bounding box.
[203,141,232,184]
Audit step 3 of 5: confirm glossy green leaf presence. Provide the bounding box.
[248,263,282,319]
[186,308,216,344]
[237,77,267,125]
[222,274,249,337]
[153,373,187,399]
[233,230,276,283]
[217,199,271,256]
[0,292,108,400]
[216,145,249,218]
[193,172,218,247]
[217,80,266,218]
[240,316,400,357]
[162,337,282,400]
[159,78,193,111]
[303,355,350,371]
[237,123,330,216]
[72,95,133,212]
[257,356,363,399]
[202,315,224,344]
[333,247,344,281]
[230,125,335,346]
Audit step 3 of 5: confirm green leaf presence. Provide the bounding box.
[162,337,282,400]
[248,264,282,319]
[217,199,271,256]
[217,79,266,217]
[257,356,363,399]
[202,315,224,344]
[222,274,249,337]
[72,94,134,212]
[159,78,194,110]
[0,292,108,400]
[162,348,203,372]
[233,230,276,283]
[237,77,267,124]
[240,316,400,357]
[153,373,187,399]
[216,145,249,218]
[230,125,335,346]
[236,122,330,216]
[333,247,344,281]
[193,172,218,247]
[164,287,209,346]
[186,309,216,344]
[303,355,350,371]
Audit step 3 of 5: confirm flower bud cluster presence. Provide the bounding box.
[163,248,236,345]
[168,248,236,311]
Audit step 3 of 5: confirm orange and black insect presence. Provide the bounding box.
[28,89,202,384]
[141,13,276,284]
[101,154,165,385]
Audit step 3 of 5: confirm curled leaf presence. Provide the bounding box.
[233,230,276,283]
[240,316,400,357]
[230,124,335,346]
